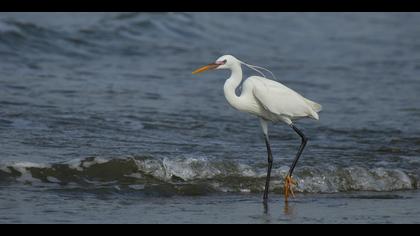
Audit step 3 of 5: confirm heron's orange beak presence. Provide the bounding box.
[192,63,219,74]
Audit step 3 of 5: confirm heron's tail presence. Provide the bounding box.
[304,98,322,120]
[304,98,322,113]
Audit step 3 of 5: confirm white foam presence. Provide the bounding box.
[292,166,415,193]
[134,159,166,180]
[46,176,61,183]
[125,173,144,179]
[64,157,110,171]
[0,165,11,173]
[11,162,49,169]
[237,163,257,177]
[162,157,223,181]
[65,158,84,171]
[81,157,109,168]
[128,184,145,190]
[7,162,48,183]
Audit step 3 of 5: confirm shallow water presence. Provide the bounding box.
[1,186,419,223]
[1,12,420,223]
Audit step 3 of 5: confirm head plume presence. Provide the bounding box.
[237,58,278,81]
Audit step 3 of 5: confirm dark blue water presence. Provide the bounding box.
[1,13,420,223]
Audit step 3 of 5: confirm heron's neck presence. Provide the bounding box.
[223,63,245,111]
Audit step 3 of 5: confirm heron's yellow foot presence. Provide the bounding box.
[284,175,297,202]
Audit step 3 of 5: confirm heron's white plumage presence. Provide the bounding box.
[218,55,321,125]
[251,76,320,123]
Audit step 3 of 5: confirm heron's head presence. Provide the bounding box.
[192,55,239,74]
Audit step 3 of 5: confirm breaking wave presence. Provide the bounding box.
[0,156,417,195]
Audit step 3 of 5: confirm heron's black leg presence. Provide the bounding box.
[288,124,308,177]
[263,134,273,202]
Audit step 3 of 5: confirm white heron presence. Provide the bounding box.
[192,55,322,202]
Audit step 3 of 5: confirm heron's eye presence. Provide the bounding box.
[223,59,227,64]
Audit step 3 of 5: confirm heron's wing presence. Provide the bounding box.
[251,77,319,119]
